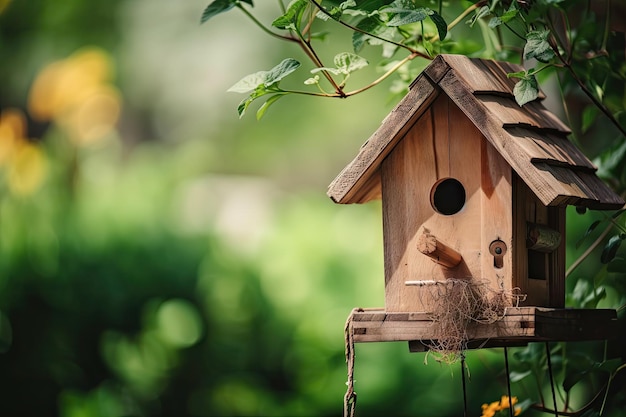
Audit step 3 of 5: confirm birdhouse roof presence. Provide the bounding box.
[327,54,624,209]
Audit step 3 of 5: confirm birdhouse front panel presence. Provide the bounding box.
[381,94,513,312]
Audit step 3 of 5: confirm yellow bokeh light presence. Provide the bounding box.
[60,86,121,146]
[27,47,121,146]
[8,142,47,196]
[0,108,26,165]
[0,0,11,15]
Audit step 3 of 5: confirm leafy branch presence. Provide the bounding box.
[201,0,459,118]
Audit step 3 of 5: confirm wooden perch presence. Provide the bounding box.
[417,229,462,268]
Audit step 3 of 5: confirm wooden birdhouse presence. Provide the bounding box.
[329,55,624,347]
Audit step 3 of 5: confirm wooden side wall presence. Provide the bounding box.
[512,174,565,307]
[381,94,513,312]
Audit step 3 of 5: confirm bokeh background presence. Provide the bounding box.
[0,1,624,416]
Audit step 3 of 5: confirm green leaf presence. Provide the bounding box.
[601,234,623,264]
[576,219,601,249]
[229,59,300,118]
[594,139,626,180]
[352,16,385,52]
[563,369,587,392]
[256,93,287,120]
[581,105,599,133]
[272,0,308,30]
[236,87,271,118]
[524,30,555,63]
[506,70,527,79]
[228,58,301,93]
[311,53,368,77]
[201,0,253,24]
[569,279,606,308]
[429,11,447,40]
[513,74,539,106]
[509,370,532,382]
[488,3,519,28]
[382,1,432,27]
[316,0,358,21]
[352,15,395,52]
[333,52,369,74]
[466,5,490,27]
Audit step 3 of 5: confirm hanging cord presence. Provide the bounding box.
[504,347,514,417]
[344,308,358,417]
[460,354,468,417]
[545,342,559,417]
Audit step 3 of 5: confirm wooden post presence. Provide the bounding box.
[417,228,462,268]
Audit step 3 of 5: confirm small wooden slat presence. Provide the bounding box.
[327,76,439,204]
[478,95,570,133]
[506,126,596,171]
[533,163,625,209]
[487,59,547,100]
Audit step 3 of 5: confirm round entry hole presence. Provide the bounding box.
[430,178,466,215]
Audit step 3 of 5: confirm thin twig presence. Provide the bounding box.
[566,223,613,278]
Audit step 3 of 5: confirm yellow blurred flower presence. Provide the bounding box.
[8,142,47,196]
[0,108,47,196]
[480,396,522,417]
[28,47,121,146]
[0,108,25,165]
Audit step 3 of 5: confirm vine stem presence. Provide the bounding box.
[343,52,419,96]
[545,15,626,138]
[237,4,293,41]
[421,0,486,45]
[308,0,430,59]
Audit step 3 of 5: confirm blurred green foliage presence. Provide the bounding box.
[0,0,624,416]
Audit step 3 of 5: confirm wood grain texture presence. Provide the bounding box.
[350,307,617,344]
[416,228,463,268]
[381,95,484,312]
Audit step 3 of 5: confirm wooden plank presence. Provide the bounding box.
[533,163,625,209]
[439,55,516,96]
[506,126,596,171]
[350,307,618,344]
[478,95,570,133]
[327,75,439,204]
[440,55,548,101]
[352,306,537,343]
[535,309,618,340]
[480,134,513,296]
[381,106,440,312]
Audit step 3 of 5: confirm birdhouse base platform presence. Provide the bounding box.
[348,307,618,352]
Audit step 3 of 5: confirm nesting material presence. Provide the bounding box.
[413,278,526,363]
